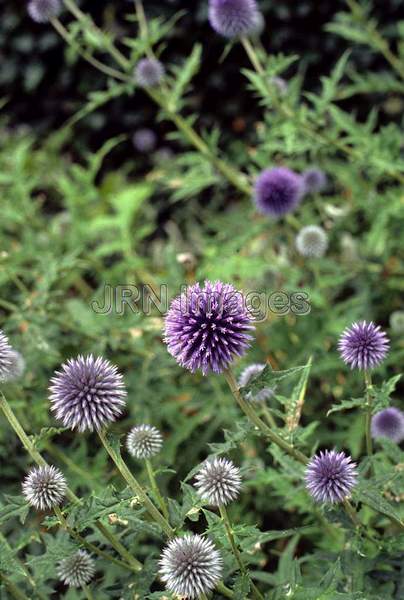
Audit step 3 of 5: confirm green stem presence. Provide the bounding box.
[364,370,373,458]
[261,404,277,429]
[0,575,30,600]
[342,499,361,528]
[145,459,169,520]
[219,506,264,600]
[98,430,174,538]
[0,392,142,572]
[223,369,308,465]
[83,585,95,600]
[216,582,235,599]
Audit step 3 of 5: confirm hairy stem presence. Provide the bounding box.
[219,505,264,600]
[145,459,169,520]
[98,429,174,537]
[364,370,373,458]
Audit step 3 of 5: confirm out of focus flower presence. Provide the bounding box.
[270,76,288,96]
[28,0,62,23]
[49,355,126,432]
[132,129,157,153]
[0,330,14,382]
[164,280,254,375]
[302,168,327,194]
[135,58,165,88]
[338,321,389,370]
[58,551,95,588]
[1,350,26,382]
[238,363,274,402]
[305,450,357,503]
[159,535,222,599]
[371,408,404,443]
[194,457,241,505]
[254,167,304,217]
[22,465,67,511]
[295,225,328,258]
[390,310,404,334]
[126,425,163,459]
[208,0,260,38]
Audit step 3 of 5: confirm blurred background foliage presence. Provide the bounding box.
[0,0,404,598]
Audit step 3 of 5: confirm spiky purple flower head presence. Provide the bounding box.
[159,534,223,599]
[208,0,260,38]
[194,457,241,506]
[305,450,358,504]
[238,363,274,402]
[22,465,67,511]
[135,58,165,88]
[254,167,304,217]
[338,321,389,370]
[371,408,404,443]
[302,168,328,194]
[164,280,254,375]
[126,424,163,459]
[0,329,14,382]
[27,0,62,23]
[132,128,157,153]
[49,355,126,432]
[58,551,96,588]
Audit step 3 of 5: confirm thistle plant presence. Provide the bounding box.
[371,408,404,444]
[22,465,67,511]
[58,550,96,588]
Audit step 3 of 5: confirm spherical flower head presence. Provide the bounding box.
[302,168,328,194]
[254,167,304,217]
[305,450,357,504]
[135,58,165,88]
[159,534,223,599]
[194,457,241,506]
[49,355,126,432]
[58,551,95,588]
[390,310,404,334]
[0,330,14,382]
[28,0,62,23]
[238,363,274,402]
[295,225,328,258]
[126,424,163,459]
[1,350,26,382]
[164,280,254,375]
[208,0,260,38]
[371,408,404,443]
[132,128,157,153]
[270,76,288,96]
[22,465,67,511]
[338,321,389,370]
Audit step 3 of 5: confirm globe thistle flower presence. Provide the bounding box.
[194,457,241,506]
[371,408,404,443]
[164,280,254,375]
[305,450,358,504]
[0,329,14,382]
[208,0,260,38]
[302,168,328,194]
[254,167,304,217]
[135,58,165,88]
[49,355,126,432]
[295,225,328,258]
[390,310,404,334]
[338,321,389,370]
[27,0,62,23]
[22,465,67,511]
[238,363,274,403]
[58,551,96,588]
[132,128,157,153]
[1,350,26,382]
[159,534,223,599]
[270,76,288,96]
[126,424,163,459]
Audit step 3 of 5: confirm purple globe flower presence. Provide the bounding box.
[338,321,389,370]
[0,329,14,382]
[135,58,165,88]
[254,167,304,217]
[28,0,62,23]
[305,450,358,504]
[49,355,127,432]
[208,0,260,38]
[164,281,254,375]
[302,168,327,194]
[132,128,157,153]
[371,408,404,443]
